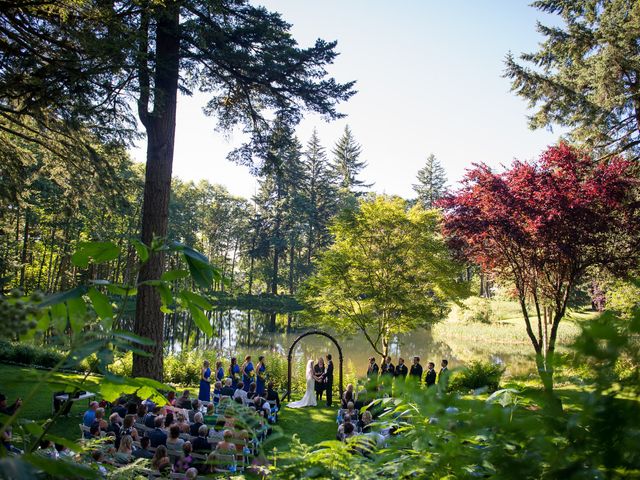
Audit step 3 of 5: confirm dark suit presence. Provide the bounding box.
[192,436,210,452]
[220,386,235,397]
[395,364,408,378]
[425,368,437,387]
[148,427,167,447]
[366,363,379,378]
[190,422,204,437]
[132,448,153,459]
[381,362,395,376]
[143,413,157,429]
[409,363,423,381]
[324,360,334,407]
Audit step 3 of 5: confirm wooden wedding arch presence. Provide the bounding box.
[285,330,344,402]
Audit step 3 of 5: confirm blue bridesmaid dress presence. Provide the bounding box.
[256,363,266,395]
[198,367,211,402]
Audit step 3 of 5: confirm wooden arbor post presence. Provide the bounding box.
[285,330,343,403]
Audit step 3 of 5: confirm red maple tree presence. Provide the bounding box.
[440,144,640,393]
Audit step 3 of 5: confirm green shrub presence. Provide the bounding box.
[448,360,504,393]
[454,297,495,324]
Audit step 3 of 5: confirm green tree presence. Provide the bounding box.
[331,125,371,197]
[302,130,339,266]
[303,195,467,357]
[505,0,640,156]
[1,1,355,380]
[412,154,447,209]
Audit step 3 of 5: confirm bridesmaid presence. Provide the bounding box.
[229,357,241,388]
[198,360,211,402]
[256,356,267,396]
[215,361,225,383]
[241,355,254,392]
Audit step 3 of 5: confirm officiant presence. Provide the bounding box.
[314,358,326,402]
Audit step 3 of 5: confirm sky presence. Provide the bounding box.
[130,1,563,200]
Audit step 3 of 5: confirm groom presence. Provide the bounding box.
[323,354,334,407]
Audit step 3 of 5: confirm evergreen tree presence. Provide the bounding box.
[505,0,640,156]
[331,125,371,195]
[301,130,339,265]
[413,154,447,209]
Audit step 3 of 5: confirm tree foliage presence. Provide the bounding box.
[505,0,640,157]
[303,195,468,357]
[412,153,447,209]
[440,143,640,392]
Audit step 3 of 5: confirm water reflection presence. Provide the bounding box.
[167,309,538,377]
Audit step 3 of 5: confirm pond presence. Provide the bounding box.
[166,309,558,378]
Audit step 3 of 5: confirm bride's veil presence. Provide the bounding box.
[306,359,315,380]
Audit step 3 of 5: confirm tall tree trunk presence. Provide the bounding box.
[132,5,180,381]
[19,208,29,288]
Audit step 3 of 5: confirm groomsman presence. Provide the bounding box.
[425,362,436,387]
[380,357,395,376]
[394,358,408,378]
[409,356,423,382]
[437,359,449,385]
[366,357,379,379]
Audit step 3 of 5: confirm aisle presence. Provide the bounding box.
[267,405,337,452]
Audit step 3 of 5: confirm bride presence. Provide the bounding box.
[287,359,318,408]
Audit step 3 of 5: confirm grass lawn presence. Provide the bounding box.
[265,404,337,454]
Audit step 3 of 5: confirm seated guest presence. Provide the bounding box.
[114,434,133,464]
[266,382,280,410]
[220,378,235,397]
[112,397,128,419]
[144,405,162,428]
[1,427,22,455]
[151,445,171,474]
[91,407,108,432]
[83,401,99,427]
[341,384,355,409]
[136,403,147,424]
[175,441,194,472]
[192,425,210,452]
[149,416,167,447]
[212,381,223,404]
[55,442,72,459]
[232,383,247,404]
[185,467,198,479]
[106,413,122,447]
[121,414,139,440]
[358,410,374,433]
[132,436,154,459]
[208,418,226,443]
[337,415,352,440]
[203,403,216,425]
[166,424,185,454]
[247,382,258,400]
[176,390,192,409]
[214,430,236,454]
[166,391,177,406]
[342,422,356,441]
[0,394,22,416]
[344,401,358,419]
[91,449,109,475]
[222,408,236,429]
[176,412,190,433]
[190,412,204,437]
[163,411,175,431]
[188,399,200,423]
[88,424,101,440]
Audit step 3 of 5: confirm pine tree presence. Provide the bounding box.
[504,0,640,157]
[413,154,447,209]
[332,125,371,195]
[301,130,339,265]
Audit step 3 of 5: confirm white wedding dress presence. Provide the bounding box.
[287,360,318,408]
